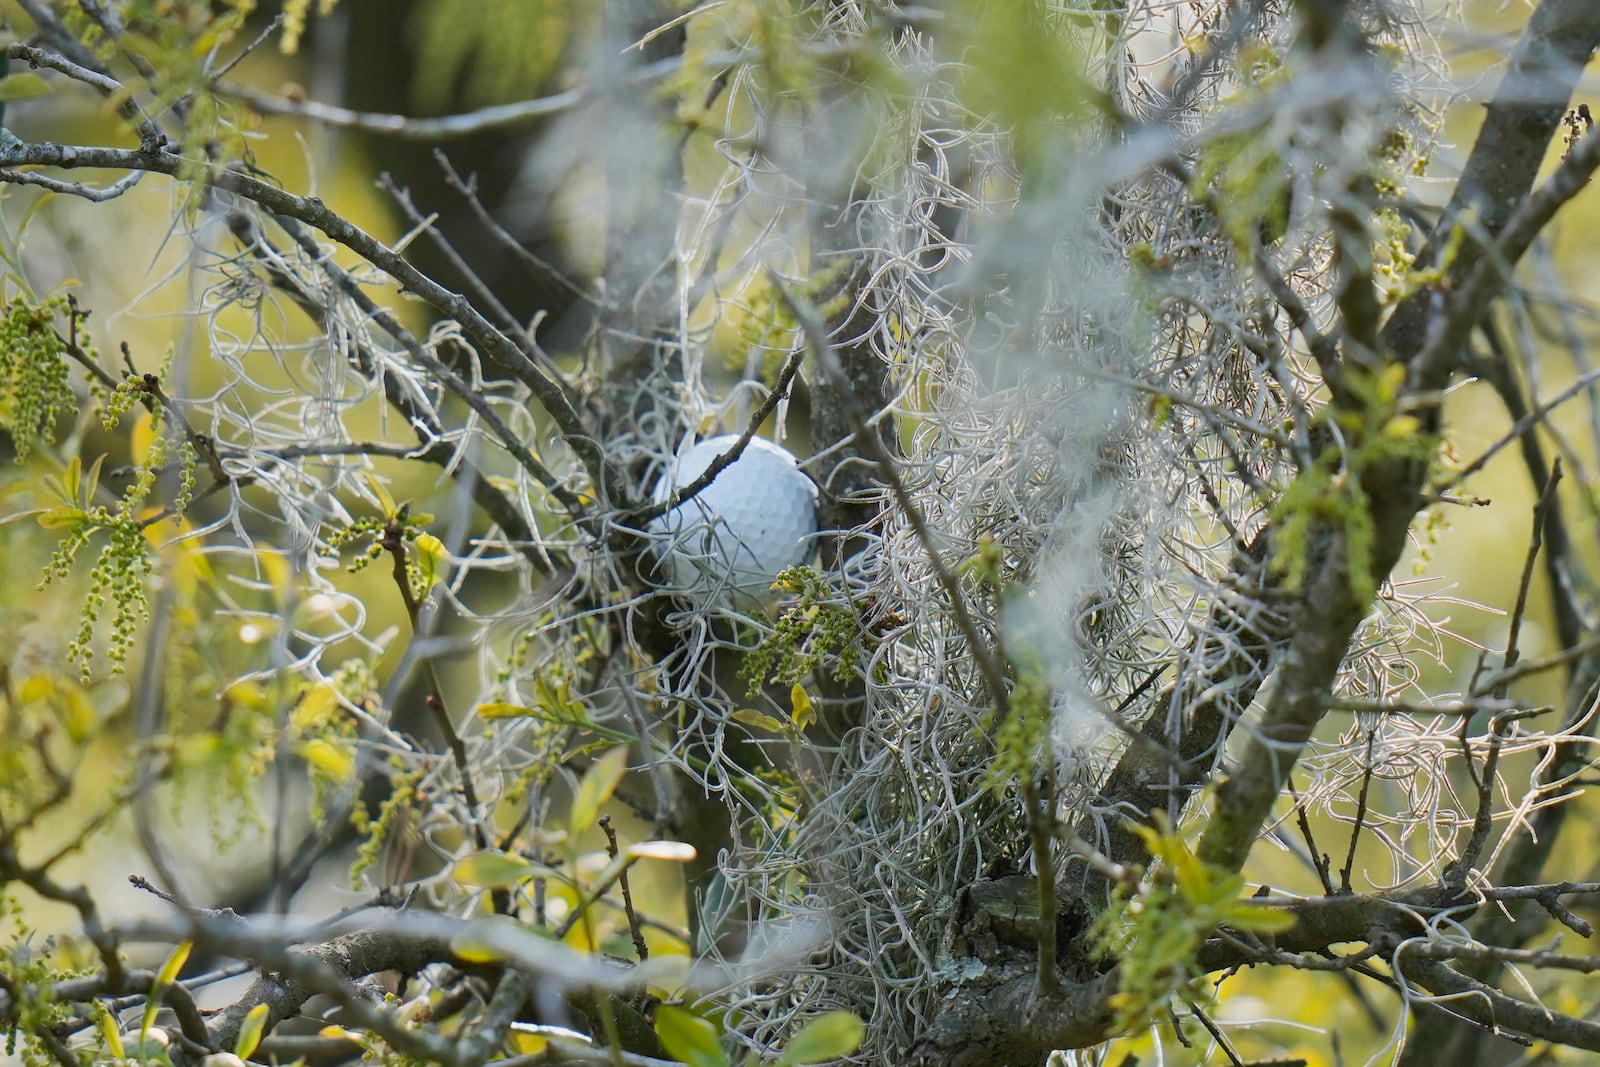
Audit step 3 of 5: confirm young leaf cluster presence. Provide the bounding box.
[1088,820,1295,1035]
[66,0,257,176]
[741,566,863,696]
[0,294,78,463]
[1269,365,1436,601]
[0,898,79,1067]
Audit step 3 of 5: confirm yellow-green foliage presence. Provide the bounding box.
[350,765,423,889]
[408,0,578,110]
[741,566,863,695]
[984,667,1052,794]
[1371,116,1447,304]
[1190,44,1291,252]
[0,897,81,1067]
[326,504,440,602]
[163,677,270,849]
[1193,128,1290,251]
[279,0,339,55]
[67,1,258,173]
[1386,217,1466,304]
[327,516,391,572]
[0,295,79,463]
[290,659,376,822]
[99,373,143,430]
[1088,819,1296,1035]
[1269,364,1435,602]
[33,346,206,681]
[944,0,1095,177]
[964,538,1056,790]
[37,456,149,682]
[0,672,100,822]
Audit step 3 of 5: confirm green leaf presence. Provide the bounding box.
[142,940,191,1037]
[54,675,97,741]
[363,471,398,517]
[732,707,790,734]
[234,1003,269,1059]
[451,849,541,889]
[655,1005,730,1067]
[298,737,355,781]
[779,1010,866,1065]
[97,1003,125,1060]
[0,73,53,103]
[1222,901,1298,935]
[57,454,83,504]
[35,505,86,530]
[626,840,697,862]
[0,500,47,526]
[475,701,536,720]
[413,532,448,588]
[318,1025,362,1043]
[486,698,634,742]
[78,453,106,506]
[790,683,814,730]
[568,747,628,839]
[1147,921,1195,971]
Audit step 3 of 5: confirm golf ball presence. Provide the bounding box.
[649,434,819,605]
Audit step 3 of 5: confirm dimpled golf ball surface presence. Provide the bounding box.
[650,435,818,604]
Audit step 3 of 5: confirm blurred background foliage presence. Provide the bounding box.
[0,1,1596,1064]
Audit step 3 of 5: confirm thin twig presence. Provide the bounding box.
[598,816,649,962]
[768,272,1011,717]
[0,166,145,201]
[0,126,618,502]
[1288,779,1335,895]
[376,171,570,385]
[1473,631,1600,693]
[1338,730,1377,894]
[1020,776,1058,997]
[435,151,606,309]
[1487,459,1564,702]
[382,516,491,859]
[1447,367,1600,489]
[620,346,807,529]
[1186,1001,1247,1066]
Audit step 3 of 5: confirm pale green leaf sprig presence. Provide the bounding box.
[653,1002,865,1067]
[65,0,259,177]
[1088,819,1296,1036]
[173,437,198,517]
[742,566,866,697]
[36,427,186,680]
[0,295,80,463]
[280,0,341,55]
[99,374,146,430]
[0,897,81,1067]
[1267,364,1436,603]
[327,513,440,601]
[78,513,156,678]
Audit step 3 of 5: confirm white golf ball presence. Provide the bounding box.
[649,434,819,604]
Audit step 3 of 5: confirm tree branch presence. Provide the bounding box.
[0,127,620,505]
